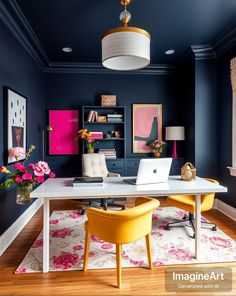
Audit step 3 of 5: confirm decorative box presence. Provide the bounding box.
[101,95,116,106]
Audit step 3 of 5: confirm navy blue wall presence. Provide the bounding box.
[195,58,218,177]
[0,19,45,235]
[218,46,236,208]
[44,72,185,176]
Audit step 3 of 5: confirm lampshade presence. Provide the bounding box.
[165,126,185,141]
[102,0,150,71]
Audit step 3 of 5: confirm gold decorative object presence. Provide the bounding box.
[101,95,116,106]
[181,162,196,181]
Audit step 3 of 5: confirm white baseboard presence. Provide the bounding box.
[0,199,43,256]
[213,198,236,222]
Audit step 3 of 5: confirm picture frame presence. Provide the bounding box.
[48,110,79,155]
[4,87,27,164]
[132,103,162,153]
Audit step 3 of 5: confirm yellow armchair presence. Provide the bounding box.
[83,197,160,288]
[166,178,219,238]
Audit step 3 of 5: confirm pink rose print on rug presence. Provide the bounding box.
[52,228,73,238]
[32,239,43,248]
[168,247,193,261]
[53,252,79,270]
[209,236,232,248]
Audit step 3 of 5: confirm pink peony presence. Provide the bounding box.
[14,176,23,183]
[52,228,73,238]
[73,245,83,251]
[52,252,79,270]
[28,163,35,170]
[8,147,25,159]
[13,163,26,172]
[22,172,33,182]
[101,243,113,250]
[49,172,56,178]
[32,239,43,248]
[50,219,59,225]
[34,161,51,176]
[36,176,44,183]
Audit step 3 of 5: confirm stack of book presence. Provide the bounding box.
[73,177,103,187]
[107,114,123,123]
[90,132,103,140]
[98,148,117,159]
[87,111,98,122]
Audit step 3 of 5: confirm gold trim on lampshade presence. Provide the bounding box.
[102,26,150,39]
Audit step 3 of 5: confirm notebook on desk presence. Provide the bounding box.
[73,177,103,187]
[124,158,172,185]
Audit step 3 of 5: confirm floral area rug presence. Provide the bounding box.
[15,207,236,273]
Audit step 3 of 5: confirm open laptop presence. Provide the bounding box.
[124,158,172,185]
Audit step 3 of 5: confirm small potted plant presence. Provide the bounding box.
[77,129,96,153]
[147,140,166,158]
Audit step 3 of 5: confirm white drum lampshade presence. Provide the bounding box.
[165,126,185,158]
[102,27,150,71]
[102,0,150,71]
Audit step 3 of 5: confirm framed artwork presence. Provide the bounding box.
[48,110,79,155]
[132,103,162,153]
[4,87,27,164]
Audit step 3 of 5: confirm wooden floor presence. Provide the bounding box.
[0,199,236,296]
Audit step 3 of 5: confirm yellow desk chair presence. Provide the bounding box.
[83,197,160,288]
[166,178,218,238]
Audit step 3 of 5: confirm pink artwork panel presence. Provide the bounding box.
[49,110,78,155]
[132,104,162,153]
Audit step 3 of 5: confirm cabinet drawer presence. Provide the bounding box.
[106,159,124,169]
[126,159,140,169]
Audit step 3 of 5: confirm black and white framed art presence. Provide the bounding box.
[4,87,27,164]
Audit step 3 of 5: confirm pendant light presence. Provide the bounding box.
[102,0,150,71]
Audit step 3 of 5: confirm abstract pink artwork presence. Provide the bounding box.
[49,110,78,155]
[132,104,162,153]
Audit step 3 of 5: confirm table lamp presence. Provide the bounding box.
[165,126,185,158]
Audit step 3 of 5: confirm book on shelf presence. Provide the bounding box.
[87,111,98,122]
[90,132,103,140]
[107,118,123,123]
[98,148,117,159]
[107,114,123,118]
[73,177,103,187]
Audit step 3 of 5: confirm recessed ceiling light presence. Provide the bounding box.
[165,49,175,55]
[62,47,72,53]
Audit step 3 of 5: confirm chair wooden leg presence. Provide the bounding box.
[116,244,122,288]
[145,233,153,270]
[83,231,91,271]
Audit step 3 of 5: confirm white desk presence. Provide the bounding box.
[30,176,227,273]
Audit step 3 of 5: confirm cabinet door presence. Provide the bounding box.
[126,159,140,176]
[106,159,124,176]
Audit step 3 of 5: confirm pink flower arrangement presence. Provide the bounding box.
[0,145,55,190]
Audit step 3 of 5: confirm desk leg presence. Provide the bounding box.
[43,198,50,273]
[194,194,201,259]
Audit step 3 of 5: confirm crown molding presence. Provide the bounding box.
[191,45,216,60]
[0,0,50,69]
[213,26,236,56]
[45,62,176,75]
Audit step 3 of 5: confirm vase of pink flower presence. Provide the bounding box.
[0,145,55,204]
